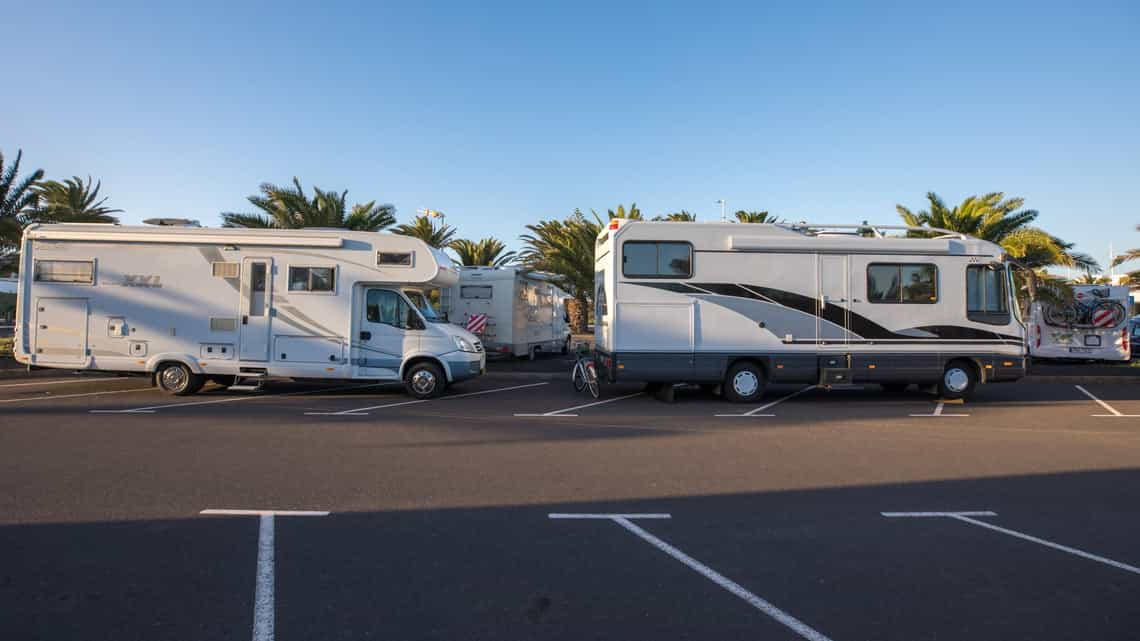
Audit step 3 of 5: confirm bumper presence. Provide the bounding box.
[446,351,486,383]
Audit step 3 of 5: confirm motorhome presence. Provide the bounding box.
[447,266,572,358]
[13,223,485,398]
[1028,285,1130,361]
[593,220,1027,401]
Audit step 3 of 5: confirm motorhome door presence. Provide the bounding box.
[33,297,89,365]
[817,254,850,345]
[239,258,273,361]
[355,287,420,378]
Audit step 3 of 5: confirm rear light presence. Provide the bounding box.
[608,219,619,230]
[1034,324,1041,348]
[499,346,510,353]
[1123,326,1130,352]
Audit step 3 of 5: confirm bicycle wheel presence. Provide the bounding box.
[572,361,587,393]
[585,363,600,399]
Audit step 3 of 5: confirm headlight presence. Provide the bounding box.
[453,335,476,352]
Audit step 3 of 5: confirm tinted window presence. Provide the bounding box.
[461,285,493,299]
[967,265,1007,313]
[377,252,413,266]
[622,242,692,278]
[366,289,406,327]
[288,266,335,292]
[867,264,937,303]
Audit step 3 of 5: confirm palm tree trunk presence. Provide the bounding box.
[567,294,589,334]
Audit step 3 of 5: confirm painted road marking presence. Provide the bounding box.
[909,400,970,417]
[514,391,643,417]
[548,513,672,519]
[550,513,833,641]
[90,383,383,414]
[1075,385,1140,418]
[0,376,128,388]
[883,510,1140,575]
[715,385,817,417]
[1,387,156,404]
[200,508,329,641]
[307,381,550,416]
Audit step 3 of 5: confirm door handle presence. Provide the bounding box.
[242,315,249,325]
[359,330,372,340]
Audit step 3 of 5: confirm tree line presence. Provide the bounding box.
[3,146,1136,333]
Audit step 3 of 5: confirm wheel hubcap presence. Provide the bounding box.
[161,367,187,391]
[944,367,970,393]
[732,371,759,397]
[412,370,436,395]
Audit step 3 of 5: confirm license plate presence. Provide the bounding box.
[1068,347,1093,353]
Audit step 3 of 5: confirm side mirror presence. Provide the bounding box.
[407,311,425,331]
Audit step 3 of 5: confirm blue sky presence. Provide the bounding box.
[6,0,1138,269]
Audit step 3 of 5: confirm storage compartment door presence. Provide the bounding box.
[33,297,89,364]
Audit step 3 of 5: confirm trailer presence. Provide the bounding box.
[1028,285,1130,361]
[12,223,485,398]
[447,266,572,358]
[593,220,1027,401]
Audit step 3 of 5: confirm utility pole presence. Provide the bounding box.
[716,199,726,222]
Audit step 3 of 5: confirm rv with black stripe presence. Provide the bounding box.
[593,220,1027,400]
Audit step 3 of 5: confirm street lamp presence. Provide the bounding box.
[417,208,445,224]
[716,199,726,222]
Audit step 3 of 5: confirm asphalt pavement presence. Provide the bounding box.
[1,366,1138,641]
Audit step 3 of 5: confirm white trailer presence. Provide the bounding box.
[1028,285,1130,361]
[593,220,1028,401]
[447,266,572,358]
[13,223,485,398]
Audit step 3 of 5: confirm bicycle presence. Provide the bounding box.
[1043,287,1127,328]
[571,346,600,399]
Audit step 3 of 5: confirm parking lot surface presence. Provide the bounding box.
[2,370,1138,640]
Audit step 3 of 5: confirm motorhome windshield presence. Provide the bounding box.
[404,290,444,322]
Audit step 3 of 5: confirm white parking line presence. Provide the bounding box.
[883,510,1140,575]
[1,387,156,404]
[307,381,551,416]
[909,401,970,417]
[1075,384,1140,417]
[0,376,126,388]
[514,391,643,417]
[90,383,383,414]
[550,513,833,641]
[200,508,329,641]
[715,385,817,417]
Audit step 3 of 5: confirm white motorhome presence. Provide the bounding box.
[13,223,485,398]
[593,220,1027,401]
[1028,285,1130,361]
[447,266,572,358]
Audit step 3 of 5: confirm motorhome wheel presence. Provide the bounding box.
[405,362,445,399]
[156,363,205,396]
[938,362,977,400]
[724,362,766,403]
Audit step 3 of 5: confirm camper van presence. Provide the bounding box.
[447,266,572,358]
[1028,285,1130,362]
[593,220,1027,401]
[12,223,485,398]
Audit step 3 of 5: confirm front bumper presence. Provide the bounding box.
[446,350,486,383]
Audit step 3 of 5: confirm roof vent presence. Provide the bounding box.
[143,218,201,227]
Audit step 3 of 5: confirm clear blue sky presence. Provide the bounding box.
[6,0,1138,269]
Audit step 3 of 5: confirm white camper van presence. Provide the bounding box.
[593,220,1027,401]
[448,266,572,358]
[13,223,485,398]
[1028,285,1130,361]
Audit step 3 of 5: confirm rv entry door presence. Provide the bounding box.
[817,255,850,345]
[239,258,273,361]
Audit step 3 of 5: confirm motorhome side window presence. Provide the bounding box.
[288,266,335,292]
[622,241,692,278]
[966,264,1009,324]
[461,286,492,299]
[867,263,937,303]
[377,252,413,267]
[34,260,94,284]
[366,289,411,328]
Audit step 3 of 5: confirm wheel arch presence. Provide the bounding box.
[401,353,451,382]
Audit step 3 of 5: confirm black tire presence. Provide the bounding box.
[561,336,571,354]
[938,361,977,400]
[156,362,205,396]
[404,361,446,399]
[723,361,766,403]
[881,383,909,394]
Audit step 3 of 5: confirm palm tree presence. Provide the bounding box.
[655,210,696,221]
[1110,225,1140,282]
[733,210,780,224]
[31,176,122,223]
[1072,271,1110,285]
[449,237,517,267]
[221,177,396,231]
[601,203,642,220]
[1,149,45,264]
[519,209,602,333]
[392,215,456,248]
[896,192,1095,271]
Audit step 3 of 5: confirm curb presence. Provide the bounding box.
[1019,375,1140,385]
